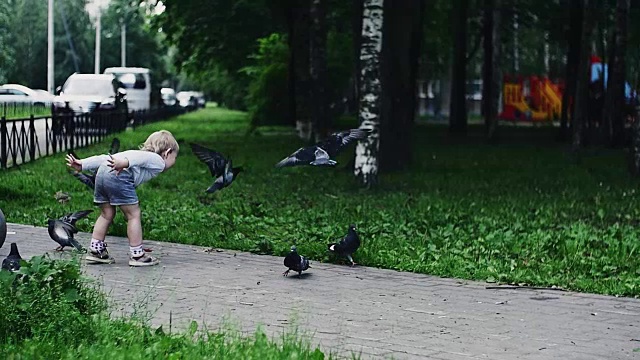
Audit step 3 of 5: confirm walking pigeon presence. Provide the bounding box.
[275,128,372,168]
[328,224,361,266]
[283,245,310,277]
[1,243,22,272]
[54,191,71,204]
[190,143,243,193]
[47,210,93,251]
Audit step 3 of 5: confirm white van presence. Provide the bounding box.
[104,67,151,111]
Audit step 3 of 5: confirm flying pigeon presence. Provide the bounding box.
[283,245,310,277]
[109,137,120,155]
[1,243,22,272]
[69,169,96,190]
[190,143,243,193]
[47,210,93,251]
[328,224,361,266]
[275,128,372,168]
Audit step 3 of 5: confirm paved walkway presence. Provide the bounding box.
[2,223,639,360]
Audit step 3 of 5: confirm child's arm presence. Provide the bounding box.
[110,151,165,175]
[66,153,82,171]
[80,154,110,171]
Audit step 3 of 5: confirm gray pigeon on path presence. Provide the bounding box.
[275,128,372,168]
[190,143,243,193]
[47,210,93,251]
[1,243,22,272]
[328,224,361,266]
[283,245,310,277]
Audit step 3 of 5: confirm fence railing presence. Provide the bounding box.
[0,106,185,169]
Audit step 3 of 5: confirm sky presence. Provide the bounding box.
[85,0,111,18]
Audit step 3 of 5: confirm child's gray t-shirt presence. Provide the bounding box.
[81,150,165,188]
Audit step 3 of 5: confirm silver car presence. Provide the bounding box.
[0,84,55,106]
[53,73,128,115]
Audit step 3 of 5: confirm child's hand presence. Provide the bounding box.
[107,154,129,175]
[66,153,82,171]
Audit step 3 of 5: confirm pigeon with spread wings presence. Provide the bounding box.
[47,210,93,251]
[190,143,243,193]
[275,128,372,168]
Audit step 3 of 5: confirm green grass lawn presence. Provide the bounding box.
[1,107,640,296]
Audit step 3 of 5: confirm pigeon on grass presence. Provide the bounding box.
[1,243,22,272]
[327,224,361,266]
[47,210,93,252]
[190,143,243,193]
[275,128,372,168]
[283,245,310,277]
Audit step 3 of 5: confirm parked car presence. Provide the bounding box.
[104,67,151,111]
[53,73,128,115]
[176,91,199,109]
[194,91,206,108]
[160,87,177,107]
[0,84,55,106]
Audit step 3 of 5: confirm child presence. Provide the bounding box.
[66,130,179,266]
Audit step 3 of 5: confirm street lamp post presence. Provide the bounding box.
[47,0,54,93]
[95,8,102,74]
[121,19,126,67]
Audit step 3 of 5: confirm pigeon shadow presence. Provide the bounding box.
[285,272,313,280]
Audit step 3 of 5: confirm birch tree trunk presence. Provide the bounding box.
[354,0,384,187]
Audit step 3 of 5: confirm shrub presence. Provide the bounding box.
[0,255,106,343]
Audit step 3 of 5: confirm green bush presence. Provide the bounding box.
[0,255,106,343]
[242,33,290,128]
[0,256,337,358]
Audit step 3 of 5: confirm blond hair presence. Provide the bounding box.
[139,130,179,155]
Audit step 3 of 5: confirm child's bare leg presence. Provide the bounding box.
[119,204,142,247]
[120,203,158,266]
[87,203,116,263]
[92,203,115,240]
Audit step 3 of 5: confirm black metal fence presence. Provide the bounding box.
[0,106,184,169]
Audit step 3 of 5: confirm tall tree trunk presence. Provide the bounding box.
[571,0,595,155]
[449,0,469,135]
[292,1,312,140]
[350,0,365,116]
[606,0,629,147]
[559,0,583,141]
[379,0,423,172]
[482,0,501,142]
[354,0,384,187]
[285,5,297,126]
[310,0,329,141]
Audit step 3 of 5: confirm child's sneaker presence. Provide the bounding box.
[86,248,115,264]
[129,253,159,267]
